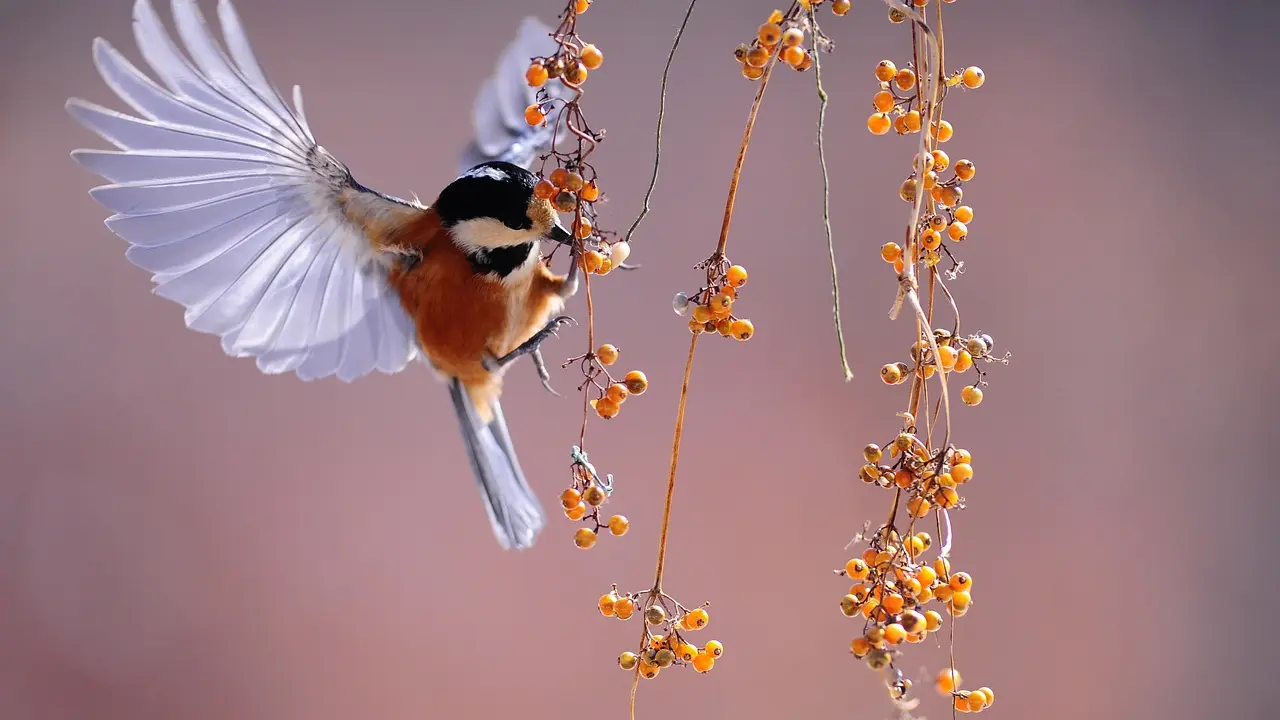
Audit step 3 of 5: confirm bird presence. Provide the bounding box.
[66,0,585,551]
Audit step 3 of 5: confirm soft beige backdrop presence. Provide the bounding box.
[2,1,1277,718]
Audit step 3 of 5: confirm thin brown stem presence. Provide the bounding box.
[651,333,698,590]
[717,55,778,256]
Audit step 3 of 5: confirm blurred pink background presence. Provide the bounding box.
[2,0,1277,718]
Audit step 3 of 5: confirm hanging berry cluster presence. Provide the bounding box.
[601,586,724,678]
[522,0,647,549]
[833,0,1008,713]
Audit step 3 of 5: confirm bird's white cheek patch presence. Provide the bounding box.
[451,217,540,252]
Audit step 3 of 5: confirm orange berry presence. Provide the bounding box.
[883,623,907,644]
[894,468,913,489]
[608,514,630,536]
[868,112,892,135]
[882,593,905,614]
[692,653,714,673]
[594,397,620,419]
[900,178,918,203]
[549,168,569,188]
[977,687,995,707]
[563,61,588,85]
[638,661,659,679]
[937,668,962,694]
[893,114,909,135]
[947,221,968,242]
[574,527,597,549]
[931,149,951,171]
[781,45,806,68]
[574,217,593,239]
[873,90,896,113]
[962,66,985,89]
[580,180,600,202]
[580,250,605,274]
[966,691,988,712]
[599,593,617,616]
[894,67,917,91]
[560,488,581,509]
[533,178,556,200]
[704,640,724,658]
[782,27,805,47]
[526,62,548,87]
[951,462,974,483]
[624,370,648,395]
[685,608,709,630]
[730,319,754,341]
[583,484,606,507]
[757,22,782,46]
[907,496,931,518]
[880,363,903,385]
[921,229,942,251]
[954,205,974,224]
[949,571,973,592]
[917,565,937,586]
[523,104,544,126]
[932,119,954,142]
[937,344,958,369]
[938,184,962,207]
[845,558,870,580]
[961,385,984,406]
[606,383,628,405]
[934,557,951,577]
[553,190,577,213]
[936,486,960,508]
[678,643,699,662]
[874,59,897,82]
[832,0,851,15]
[618,651,638,669]
[565,502,586,520]
[953,448,973,465]
[595,344,619,365]
[879,243,903,265]
[575,0,591,12]
[904,110,922,132]
[745,46,770,68]
[953,349,973,372]
[614,597,636,619]
[726,264,748,287]
[893,258,905,274]
[742,63,766,80]
[950,590,972,611]
[954,696,971,713]
[710,292,734,315]
[924,609,943,631]
[580,44,603,70]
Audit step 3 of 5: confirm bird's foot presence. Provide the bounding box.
[482,316,577,372]
[532,348,559,396]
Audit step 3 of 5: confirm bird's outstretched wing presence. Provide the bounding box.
[458,16,574,174]
[69,0,425,382]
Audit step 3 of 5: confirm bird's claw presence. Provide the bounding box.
[533,348,560,397]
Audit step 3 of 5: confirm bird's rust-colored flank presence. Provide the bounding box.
[385,208,571,422]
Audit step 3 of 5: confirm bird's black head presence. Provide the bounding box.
[433,161,571,276]
[435,161,539,232]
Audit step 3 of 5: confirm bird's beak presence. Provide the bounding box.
[547,220,572,245]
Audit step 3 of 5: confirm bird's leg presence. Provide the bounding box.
[481,316,576,372]
[531,348,559,396]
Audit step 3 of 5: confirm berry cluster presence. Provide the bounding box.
[935,667,995,713]
[672,262,754,341]
[602,588,723,678]
[875,328,1003,408]
[522,0,647,549]
[558,444,631,549]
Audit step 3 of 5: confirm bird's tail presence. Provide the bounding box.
[447,378,546,550]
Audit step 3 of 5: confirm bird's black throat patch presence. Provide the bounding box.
[466,242,535,278]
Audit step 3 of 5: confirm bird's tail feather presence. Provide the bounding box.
[448,378,545,550]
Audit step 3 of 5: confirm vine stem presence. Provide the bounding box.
[630,46,778,720]
[809,6,854,382]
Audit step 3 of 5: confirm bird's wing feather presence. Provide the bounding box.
[69,0,422,382]
[458,16,574,174]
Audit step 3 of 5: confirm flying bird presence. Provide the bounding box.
[67,0,583,550]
